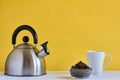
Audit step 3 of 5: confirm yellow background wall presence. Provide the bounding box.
[0,0,120,71]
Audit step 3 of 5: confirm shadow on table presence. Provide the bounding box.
[56,76,93,80]
[55,75,71,79]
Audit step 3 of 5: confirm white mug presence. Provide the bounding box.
[86,50,112,75]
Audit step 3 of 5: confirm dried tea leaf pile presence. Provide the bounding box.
[72,61,90,69]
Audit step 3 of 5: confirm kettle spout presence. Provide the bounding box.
[38,41,50,58]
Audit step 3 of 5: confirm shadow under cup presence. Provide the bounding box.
[86,51,112,75]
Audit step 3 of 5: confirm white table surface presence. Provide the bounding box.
[0,71,120,80]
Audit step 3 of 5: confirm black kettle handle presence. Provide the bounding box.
[12,25,38,45]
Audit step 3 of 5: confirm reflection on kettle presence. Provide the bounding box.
[5,25,50,76]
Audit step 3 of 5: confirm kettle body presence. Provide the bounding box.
[5,25,49,76]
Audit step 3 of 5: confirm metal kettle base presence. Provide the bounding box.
[4,73,46,76]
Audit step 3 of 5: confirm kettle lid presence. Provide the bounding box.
[15,43,35,49]
[14,36,35,49]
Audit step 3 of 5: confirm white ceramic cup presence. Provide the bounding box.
[86,51,112,75]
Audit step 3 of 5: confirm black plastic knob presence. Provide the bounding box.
[23,36,29,42]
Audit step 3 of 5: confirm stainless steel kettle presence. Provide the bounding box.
[5,25,50,76]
